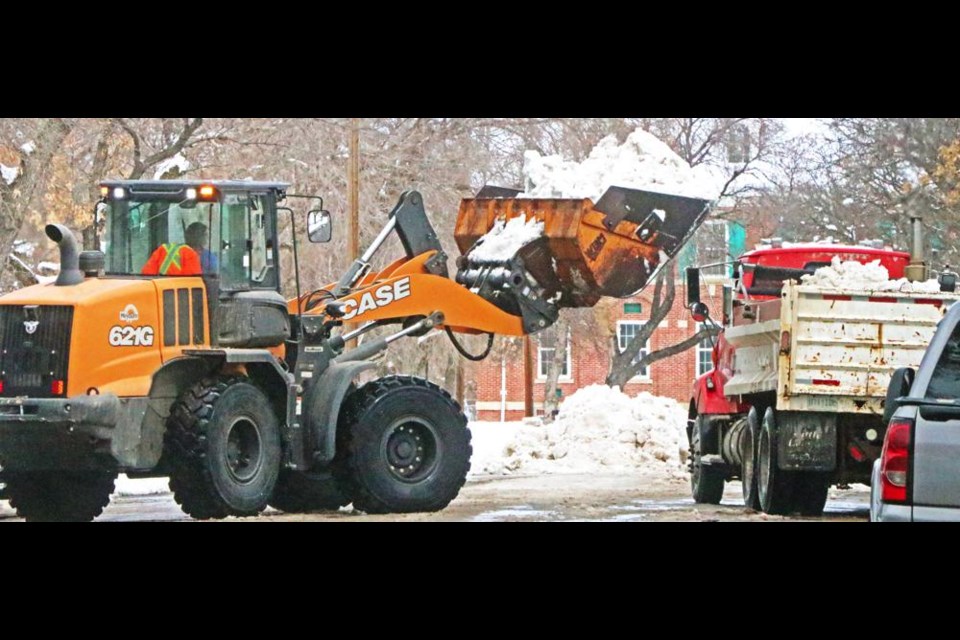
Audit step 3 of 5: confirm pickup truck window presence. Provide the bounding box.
[926,322,960,399]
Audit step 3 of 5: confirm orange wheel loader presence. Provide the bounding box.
[0,180,711,520]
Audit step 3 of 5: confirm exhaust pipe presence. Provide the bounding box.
[904,215,927,282]
[45,224,84,286]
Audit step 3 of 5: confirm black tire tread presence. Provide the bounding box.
[689,415,724,505]
[758,408,795,515]
[164,376,270,520]
[4,470,117,522]
[741,408,762,511]
[334,375,471,514]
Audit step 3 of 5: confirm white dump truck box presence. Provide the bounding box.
[724,282,960,414]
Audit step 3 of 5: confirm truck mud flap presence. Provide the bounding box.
[777,411,837,471]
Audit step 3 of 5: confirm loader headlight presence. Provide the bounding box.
[113,187,126,199]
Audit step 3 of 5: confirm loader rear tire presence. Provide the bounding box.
[165,377,281,520]
[269,470,351,513]
[334,375,471,514]
[4,470,117,522]
[690,415,724,504]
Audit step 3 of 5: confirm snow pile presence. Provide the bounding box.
[801,256,942,293]
[479,385,689,479]
[20,141,36,155]
[521,128,721,202]
[13,240,35,258]
[153,152,190,179]
[1,163,18,185]
[468,214,544,262]
[113,475,170,496]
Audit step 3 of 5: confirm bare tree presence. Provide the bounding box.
[604,118,783,389]
[606,262,719,389]
[0,118,73,289]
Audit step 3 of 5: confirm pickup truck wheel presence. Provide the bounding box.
[4,470,117,522]
[165,377,282,520]
[690,415,724,504]
[792,472,830,516]
[758,407,795,515]
[741,408,761,510]
[334,375,471,514]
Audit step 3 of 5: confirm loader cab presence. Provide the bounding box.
[99,180,291,348]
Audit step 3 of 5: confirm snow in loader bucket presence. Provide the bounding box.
[453,186,713,333]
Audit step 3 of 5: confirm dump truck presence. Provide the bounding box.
[0,180,711,520]
[686,220,960,516]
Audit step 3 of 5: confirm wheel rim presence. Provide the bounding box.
[381,416,440,484]
[226,416,263,484]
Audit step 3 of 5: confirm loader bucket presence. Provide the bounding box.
[454,186,713,313]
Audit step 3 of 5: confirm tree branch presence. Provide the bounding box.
[137,118,203,177]
[635,326,720,369]
[115,118,144,178]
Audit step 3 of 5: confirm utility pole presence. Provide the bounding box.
[523,335,534,417]
[346,118,360,345]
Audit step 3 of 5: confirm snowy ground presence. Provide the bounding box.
[113,385,690,497]
[4,386,870,522]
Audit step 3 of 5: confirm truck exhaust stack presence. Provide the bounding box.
[45,223,84,286]
[904,215,927,282]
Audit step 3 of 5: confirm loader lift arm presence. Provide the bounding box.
[292,186,714,349]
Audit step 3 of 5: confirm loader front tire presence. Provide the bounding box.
[334,375,471,514]
[165,377,281,520]
[4,470,117,522]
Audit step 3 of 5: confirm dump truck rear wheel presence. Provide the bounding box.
[4,470,117,522]
[334,375,471,514]
[268,470,351,513]
[165,377,281,520]
[741,407,761,510]
[758,407,795,515]
[690,415,724,504]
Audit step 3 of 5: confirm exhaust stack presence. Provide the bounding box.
[45,224,84,286]
[904,215,927,282]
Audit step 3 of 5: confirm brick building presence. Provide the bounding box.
[469,218,753,421]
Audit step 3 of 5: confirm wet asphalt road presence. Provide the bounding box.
[0,473,871,522]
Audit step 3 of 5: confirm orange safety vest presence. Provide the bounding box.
[141,243,202,276]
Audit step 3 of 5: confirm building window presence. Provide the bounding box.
[617,320,650,380]
[537,328,571,380]
[696,322,714,376]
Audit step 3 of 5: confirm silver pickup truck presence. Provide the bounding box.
[872,299,960,521]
